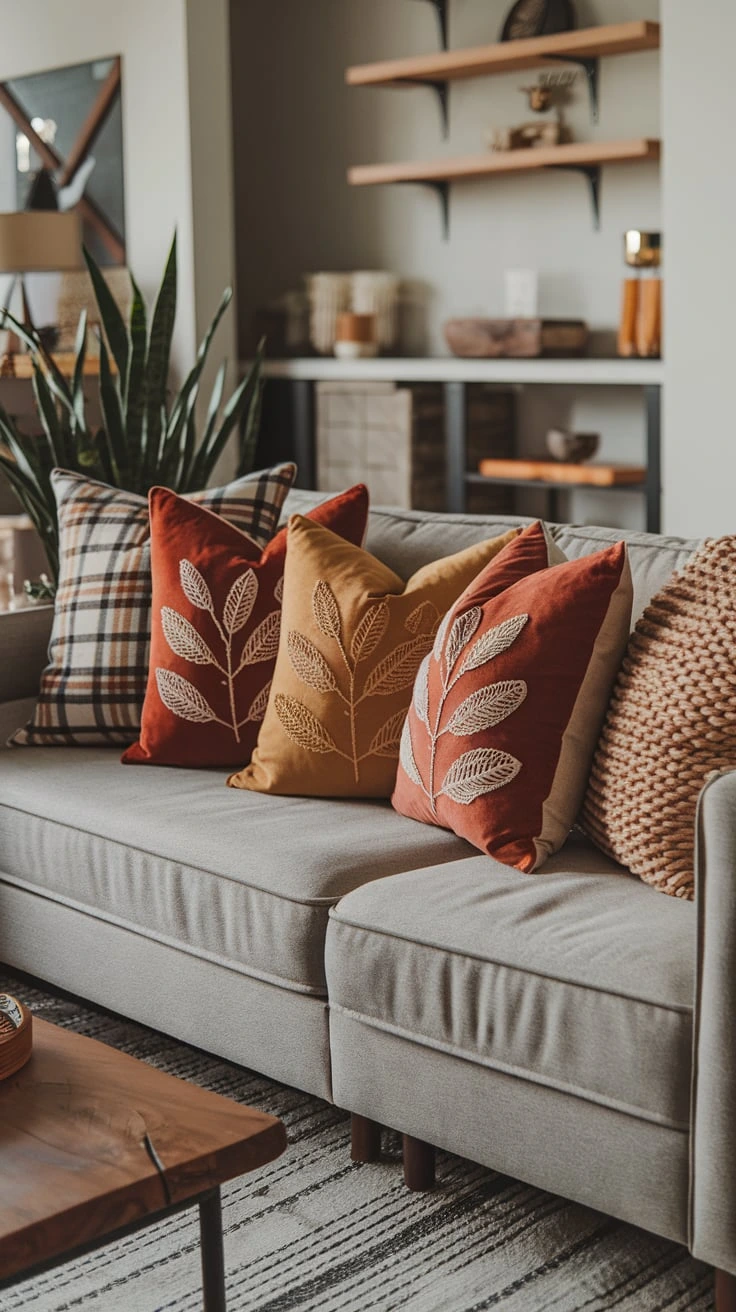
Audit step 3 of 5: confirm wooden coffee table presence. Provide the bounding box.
[0,1017,287,1309]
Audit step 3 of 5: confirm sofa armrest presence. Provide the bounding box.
[0,605,52,703]
[690,768,736,1271]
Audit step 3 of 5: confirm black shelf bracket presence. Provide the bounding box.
[547,163,601,229]
[429,0,449,49]
[397,78,450,136]
[546,55,600,122]
[398,179,451,239]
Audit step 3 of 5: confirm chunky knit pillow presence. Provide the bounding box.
[582,536,736,899]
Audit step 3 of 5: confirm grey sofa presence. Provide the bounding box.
[1,494,734,1303]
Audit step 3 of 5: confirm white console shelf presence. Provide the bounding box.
[262,357,664,387]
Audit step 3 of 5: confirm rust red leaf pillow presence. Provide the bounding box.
[392,522,633,871]
[122,483,369,769]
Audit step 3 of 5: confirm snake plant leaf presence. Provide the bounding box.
[31,367,65,471]
[125,275,147,483]
[97,335,125,486]
[142,234,177,485]
[83,246,129,387]
[166,285,233,443]
[238,339,266,476]
[0,308,73,411]
[71,310,89,438]
[187,363,257,491]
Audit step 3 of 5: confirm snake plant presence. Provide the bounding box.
[0,234,264,588]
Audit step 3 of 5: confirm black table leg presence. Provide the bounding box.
[444,381,467,513]
[200,1188,226,1312]
[292,379,316,490]
[645,383,661,534]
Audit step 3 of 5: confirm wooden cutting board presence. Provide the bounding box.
[478,458,646,486]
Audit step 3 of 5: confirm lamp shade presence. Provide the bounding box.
[0,211,82,274]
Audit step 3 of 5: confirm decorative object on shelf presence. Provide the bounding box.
[444,318,589,359]
[505,269,539,318]
[478,457,645,487]
[546,429,599,462]
[0,209,82,358]
[334,312,379,360]
[55,265,132,355]
[500,0,576,42]
[0,994,32,1081]
[307,272,351,356]
[0,234,266,588]
[520,70,577,113]
[351,271,401,353]
[617,230,662,359]
[487,120,562,151]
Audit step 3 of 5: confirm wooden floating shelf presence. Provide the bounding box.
[347,21,660,89]
[0,352,101,380]
[476,459,647,488]
[348,138,660,188]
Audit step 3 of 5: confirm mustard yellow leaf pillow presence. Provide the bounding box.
[228,515,519,798]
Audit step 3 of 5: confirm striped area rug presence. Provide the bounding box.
[0,972,714,1312]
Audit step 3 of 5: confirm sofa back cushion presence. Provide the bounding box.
[283,493,702,625]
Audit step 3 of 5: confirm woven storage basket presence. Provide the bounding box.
[582,536,736,899]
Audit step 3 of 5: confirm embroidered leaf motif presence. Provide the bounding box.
[161,607,217,666]
[274,694,336,754]
[363,635,433,698]
[223,570,258,635]
[400,717,423,787]
[413,653,431,728]
[246,680,271,724]
[440,747,522,805]
[446,680,528,737]
[433,607,453,664]
[274,576,284,604]
[445,607,482,676]
[287,631,337,692]
[240,611,280,666]
[179,559,214,613]
[460,614,529,676]
[351,602,389,664]
[405,600,439,637]
[313,580,341,640]
[155,669,217,723]
[369,709,407,759]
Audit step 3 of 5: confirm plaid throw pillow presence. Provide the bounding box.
[11,464,296,747]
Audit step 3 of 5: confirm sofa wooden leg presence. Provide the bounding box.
[403,1133,435,1191]
[351,1113,382,1163]
[716,1269,736,1311]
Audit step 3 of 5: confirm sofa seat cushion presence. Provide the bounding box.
[326,833,694,1128]
[0,748,471,995]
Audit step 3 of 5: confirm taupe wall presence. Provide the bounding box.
[231,0,661,528]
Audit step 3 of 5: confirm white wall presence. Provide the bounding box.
[0,0,237,464]
[661,0,735,538]
[231,0,661,528]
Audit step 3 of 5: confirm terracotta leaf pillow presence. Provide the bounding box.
[582,535,736,899]
[122,484,369,769]
[393,522,633,871]
[228,516,519,799]
[11,464,296,748]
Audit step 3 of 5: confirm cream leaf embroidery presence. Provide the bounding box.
[363,635,433,698]
[369,709,407,759]
[155,669,217,723]
[288,631,337,692]
[399,717,422,787]
[445,607,482,677]
[245,680,271,724]
[413,653,431,728]
[223,570,258,635]
[161,607,217,666]
[433,608,453,664]
[351,602,389,664]
[446,680,527,736]
[313,580,341,640]
[440,747,522,805]
[459,614,529,676]
[240,611,280,666]
[405,600,440,636]
[274,576,284,604]
[179,559,214,614]
[275,693,336,754]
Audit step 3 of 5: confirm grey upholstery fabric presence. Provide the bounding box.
[283,493,702,624]
[326,833,695,1128]
[0,605,52,702]
[329,1010,690,1243]
[0,747,471,994]
[691,768,736,1272]
[0,879,333,1100]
